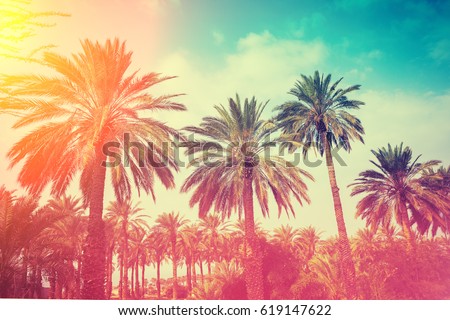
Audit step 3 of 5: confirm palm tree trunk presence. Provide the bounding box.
[76,257,82,299]
[29,265,36,298]
[243,167,264,299]
[81,149,107,299]
[141,259,145,298]
[119,251,123,299]
[321,132,357,299]
[171,238,178,300]
[55,276,62,299]
[130,263,134,298]
[192,258,197,286]
[186,256,192,293]
[156,260,161,299]
[105,247,113,299]
[35,266,42,299]
[399,200,419,281]
[199,259,204,285]
[49,268,56,299]
[21,247,28,297]
[123,223,129,299]
[400,200,414,251]
[135,259,139,299]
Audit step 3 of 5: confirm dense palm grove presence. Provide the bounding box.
[1,196,449,299]
[1,38,449,300]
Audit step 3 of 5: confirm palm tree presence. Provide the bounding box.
[105,199,148,299]
[297,226,322,271]
[310,253,344,299]
[421,165,450,237]
[128,227,150,298]
[351,228,393,299]
[5,39,185,298]
[421,165,450,193]
[0,187,61,297]
[127,228,145,299]
[181,95,312,299]
[183,223,203,287]
[349,143,449,250]
[148,226,167,299]
[271,225,301,254]
[155,212,189,299]
[198,214,231,274]
[43,196,86,298]
[179,224,197,294]
[104,218,116,299]
[275,71,364,298]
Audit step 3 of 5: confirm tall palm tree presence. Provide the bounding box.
[198,214,231,274]
[127,227,147,299]
[183,223,203,287]
[155,212,189,299]
[44,196,87,299]
[128,227,150,298]
[104,218,116,299]
[148,226,167,299]
[275,71,364,298]
[5,39,185,298]
[349,143,449,249]
[181,95,312,299]
[105,199,148,299]
[0,187,61,297]
[179,224,197,294]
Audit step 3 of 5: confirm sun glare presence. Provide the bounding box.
[0,1,33,53]
[0,0,66,60]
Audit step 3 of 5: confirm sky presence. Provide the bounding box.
[1,0,450,276]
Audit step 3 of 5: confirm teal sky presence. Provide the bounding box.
[154,0,450,93]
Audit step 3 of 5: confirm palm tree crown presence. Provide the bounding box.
[181,94,312,218]
[275,70,364,155]
[6,38,185,201]
[350,143,449,242]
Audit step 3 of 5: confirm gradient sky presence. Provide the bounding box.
[1,0,450,268]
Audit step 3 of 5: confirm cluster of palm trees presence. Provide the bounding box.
[1,194,449,299]
[0,191,85,298]
[1,38,449,299]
